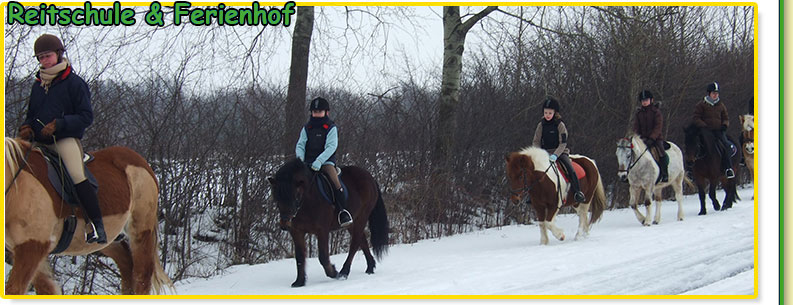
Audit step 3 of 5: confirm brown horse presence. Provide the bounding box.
[4,137,173,295]
[268,158,389,287]
[683,124,740,214]
[505,147,606,245]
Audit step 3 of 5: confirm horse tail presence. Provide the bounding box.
[150,225,175,294]
[589,173,607,225]
[368,184,390,260]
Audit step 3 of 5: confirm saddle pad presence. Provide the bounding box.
[315,173,349,205]
[556,161,586,183]
[42,149,98,207]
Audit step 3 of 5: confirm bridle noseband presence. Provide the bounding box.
[509,163,553,203]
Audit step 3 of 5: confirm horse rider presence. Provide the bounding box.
[633,90,669,183]
[17,34,107,244]
[295,97,353,227]
[532,97,586,203]
[693,81,735,179]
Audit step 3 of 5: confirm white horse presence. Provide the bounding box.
[616,135,687,226]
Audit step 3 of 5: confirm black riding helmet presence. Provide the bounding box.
[309,97,330,111]
[706,82,720,93]
[542,96,560,113]
[638,90,653,101]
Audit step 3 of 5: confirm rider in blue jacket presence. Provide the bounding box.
[295,97,353,227]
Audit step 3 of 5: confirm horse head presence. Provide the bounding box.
[739,114,754,141]
[268,158,313,230]
[505,147,549,204]
[615,137,635,182]
[682,123,702,163]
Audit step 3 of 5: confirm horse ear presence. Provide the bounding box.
[267,177,276,185]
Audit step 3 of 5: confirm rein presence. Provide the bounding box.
[286,170,319,222]
[617,139,650,175]
[509,162,554,203]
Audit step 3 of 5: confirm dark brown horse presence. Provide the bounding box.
[4,137,172,295]
[683,124,740,214]
[268,158,389,287]
[505,147,606,245]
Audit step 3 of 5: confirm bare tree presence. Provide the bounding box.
[283,6,315,156]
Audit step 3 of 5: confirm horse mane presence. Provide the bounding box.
[518,146,551,171]
[4,137,32,175]
[272,158,309,201]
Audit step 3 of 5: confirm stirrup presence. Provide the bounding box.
[85,222,100,243]
[338,210,353,228]
[725,168,735,179]
[574,191,586,203]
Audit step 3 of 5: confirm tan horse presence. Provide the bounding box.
[506,147,607,245]
[739,114,754,181]
[4,137,173,295]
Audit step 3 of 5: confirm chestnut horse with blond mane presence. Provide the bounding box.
[4,137,172,295]
[505,147,606,245]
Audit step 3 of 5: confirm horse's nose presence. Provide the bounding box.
[279,219,291,231]
[510,195,521,204]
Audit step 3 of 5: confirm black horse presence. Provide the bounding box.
[268,158,389,287]
[683,124,740,214]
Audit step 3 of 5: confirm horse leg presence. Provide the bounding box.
[574,203,590,240]
[5,241,50,295]
[316,232,338,279]
[358,234,376,274]
[696,182,708,215]
[99,240,135,294]
[289,230,308,287]
[708,182,721,211]
[338,226,364,279]
[652,188,663,225]
[538,222,549,245]
[721,179,736,211]
[545,210,565,241]
[628,185,647,225]
[672,178,685,221]
[31,259,60,295]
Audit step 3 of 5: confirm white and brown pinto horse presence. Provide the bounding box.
[616,135,688,226]
[505,147,606,245]
[4,137,172,295]
[739,114,754,182]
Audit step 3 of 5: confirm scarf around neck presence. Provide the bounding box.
[704,95,720,106]
[39,58,70,93]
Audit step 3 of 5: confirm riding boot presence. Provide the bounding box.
[658,153,669,183]
[720,144,735,179]
[75,180,107,244]
[561,156,585,203]
[333,188,353,228]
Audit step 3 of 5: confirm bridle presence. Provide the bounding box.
[282,171,319,224]
[616,138,649,176]
[509,163,553,204]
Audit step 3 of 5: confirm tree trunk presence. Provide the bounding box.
[433,6,497,174]
[284,6,315,157]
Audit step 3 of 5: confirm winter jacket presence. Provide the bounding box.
[693,98,729,130]
[24,66,93,144]
[532,118,570,156]
[295,116,338,166]
[633,104,665,152]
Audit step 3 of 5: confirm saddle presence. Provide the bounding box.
[37,145,100,254]
[315,169,348,205]
[38,145,99,207]
[556,160,586,183]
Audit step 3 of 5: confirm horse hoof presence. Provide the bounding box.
[291,281,305,288]
[698,211,706,216]
[336,273,349,280]
[365,268,375,274]
[652,221,659,225]
[559,234,565,241]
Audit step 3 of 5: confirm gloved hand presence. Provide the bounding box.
[549,154,558,162]
[18,125,32,140]
[310,160,322,172]
[721,124,728,131]
[297,156,304,162]
[41,120,58,137]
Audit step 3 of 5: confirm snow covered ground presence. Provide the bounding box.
[174,187,756,296]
